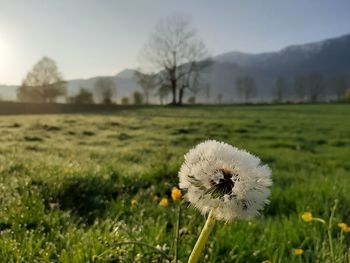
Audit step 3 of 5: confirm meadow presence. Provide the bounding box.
[0,104,349,263]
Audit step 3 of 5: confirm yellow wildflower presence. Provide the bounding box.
[171,187,182,202]
[301,212,313,222]
[131,199,138,208]
[159,198,169,208]
[338,223,350,233]
[261,260,271,263]
[292,249,304,256]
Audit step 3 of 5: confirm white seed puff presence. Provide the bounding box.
[179,140,272,221]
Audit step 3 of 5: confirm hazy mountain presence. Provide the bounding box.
[215,33,350,73]
[207,33,350,102]
[1,33,349,103]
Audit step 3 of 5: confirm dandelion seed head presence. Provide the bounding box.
[179,140,272,221]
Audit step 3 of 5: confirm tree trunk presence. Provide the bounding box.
[171,78,177,105]
[178,87,185,105]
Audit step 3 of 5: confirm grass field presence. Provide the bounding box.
[0,104,349,263]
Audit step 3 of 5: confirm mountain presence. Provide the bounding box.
[207,33,350,102]
[215,33,350,73]
[1,33,349,103]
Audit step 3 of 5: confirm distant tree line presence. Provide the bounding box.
[231,73,349,104]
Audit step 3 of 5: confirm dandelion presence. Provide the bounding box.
[171,187,182,202]
[159,198,169,208]
[179,140,272,222]
[338,223,350,233]
[292,248,304,256]
[179,140,272,262]
[131,199,138,208]
[302,212,313,222]
[301,212,325,224]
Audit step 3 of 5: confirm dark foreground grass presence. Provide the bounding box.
[0,104,349,262]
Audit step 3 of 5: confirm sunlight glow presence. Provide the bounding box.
[0,35,12,74]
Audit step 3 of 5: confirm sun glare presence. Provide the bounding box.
[0,36,12,73]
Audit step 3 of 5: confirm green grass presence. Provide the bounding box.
[0,104,349,262]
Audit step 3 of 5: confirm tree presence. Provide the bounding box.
[204,83,211,104]
[332,75,348,101]
[94,77,116,104]
[69,88,94,104]
[294,73,324,102]
[307,73,324,102]
[273,77,288,103]
[236,75,257,103]
[141,15,210,105]
[133,70,157,104]
[187,96,195,104]
[294,75,307,101]
[157,84,171,105]
[121,97,130,105]
[133,91,143,105]
[17,57,66,102]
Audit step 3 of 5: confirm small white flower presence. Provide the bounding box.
[179,140,272,221]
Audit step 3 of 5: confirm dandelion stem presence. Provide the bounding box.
[174,203,181,263]
[188,210,216,263]
[328,199,338,263]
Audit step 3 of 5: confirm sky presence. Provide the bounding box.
[1,0,350,85]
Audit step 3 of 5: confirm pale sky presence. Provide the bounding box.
[1,0,350,85]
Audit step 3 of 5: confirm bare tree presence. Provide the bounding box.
[294,75,307,101]
[333,74,348,101]
[184,70,206,104]
[273,77,288,103]
[133,70,157,104]
[236,75,257,103]
[294,73,324,102]
[157,84,171,104]
[204,83,211,104]
[94,77,116,104]
[141,15,210,105]
[17,57,66,102]
[307,73,324,102]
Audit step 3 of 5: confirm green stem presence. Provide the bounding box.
[328,199,338,263]
[188,210,216,263]
[174,203,181,263]
[312,218,326,224]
